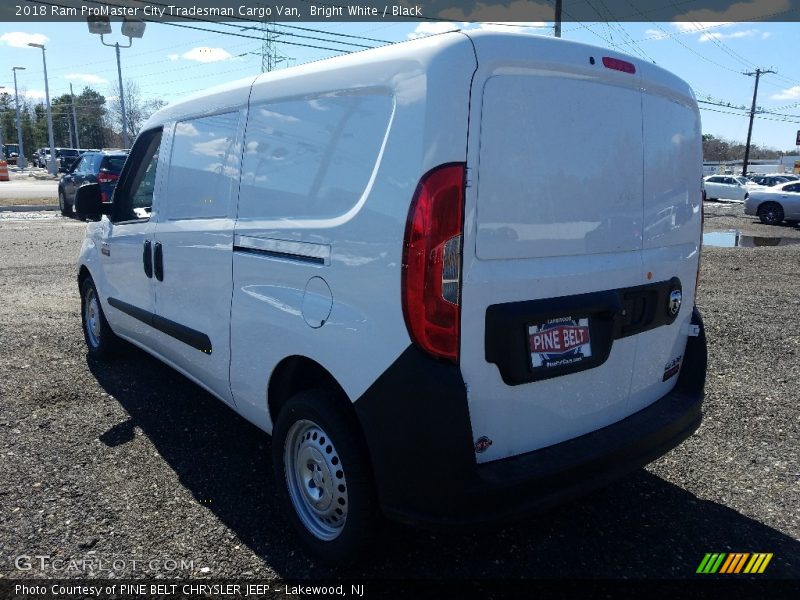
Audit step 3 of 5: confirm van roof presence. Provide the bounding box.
[143,30,695,130]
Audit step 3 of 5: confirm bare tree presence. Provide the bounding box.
[107,79,167,143]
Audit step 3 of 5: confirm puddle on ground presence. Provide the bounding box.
[703,230,800,248]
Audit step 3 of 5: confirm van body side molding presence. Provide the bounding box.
[107,297,213,354]
[233,235,330,265]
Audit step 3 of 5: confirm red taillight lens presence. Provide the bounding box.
[602,56,636,74]
[402,163,466,362]
[97,170,119,185]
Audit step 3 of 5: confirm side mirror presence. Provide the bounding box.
[74,183,105,221]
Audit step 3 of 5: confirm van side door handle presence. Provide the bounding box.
[143,240,153,278]
[153,242,164,282]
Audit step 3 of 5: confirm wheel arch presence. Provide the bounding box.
[268,356,352,427]
[77,264,92,288]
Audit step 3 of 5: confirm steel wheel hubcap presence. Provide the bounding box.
[85,289,101,348]
[284,419,347,541]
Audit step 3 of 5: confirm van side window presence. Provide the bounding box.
[163,112,241,220]
[112,128,163,223]
[238,91,393,220]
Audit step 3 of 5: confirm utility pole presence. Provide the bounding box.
[742,68,775,177]
[12,67,26,168]
[554,0,562,38]
[28,43,56,174]
[70,83,80,149]
[259,18,289,72]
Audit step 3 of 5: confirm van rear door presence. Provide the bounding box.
[460,34,699,464]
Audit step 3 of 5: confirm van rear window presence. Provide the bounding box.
[238,91,394,221]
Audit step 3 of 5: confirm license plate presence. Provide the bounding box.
[529,316,592,369]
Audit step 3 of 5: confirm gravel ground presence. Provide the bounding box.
[0,206,798,581]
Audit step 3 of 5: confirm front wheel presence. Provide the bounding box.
[758,202,784,225]
[80,277,118,358]
[272,389,380,564]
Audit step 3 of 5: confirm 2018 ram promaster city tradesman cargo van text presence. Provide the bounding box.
[74,31,708,562]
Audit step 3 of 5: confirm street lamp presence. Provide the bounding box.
[28,43,56,174]
[87,16,146,148]
[12,67,27,169]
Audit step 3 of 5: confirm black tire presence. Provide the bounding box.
[758,202,784,226]
[272,389,380,564]
[80,277,118,358]
[58,189,71,216]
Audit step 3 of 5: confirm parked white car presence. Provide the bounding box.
[73,31,707,562]
[703,175,749,202]
[744,181,800,225]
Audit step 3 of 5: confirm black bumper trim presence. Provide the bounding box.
[354,308,707,527]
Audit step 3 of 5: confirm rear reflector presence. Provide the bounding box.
[602,56,636,74]
[402,163,466,362]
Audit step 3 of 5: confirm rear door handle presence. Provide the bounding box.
[154,242,164,282]
[143,240,153,278]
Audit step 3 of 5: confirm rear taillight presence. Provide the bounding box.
[97,170,119,185]
[98,170,119,203]
[402,163,466,362]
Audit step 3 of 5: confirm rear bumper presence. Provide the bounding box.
[354,308,707,527]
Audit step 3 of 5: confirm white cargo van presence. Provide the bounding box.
[75,31,707,562]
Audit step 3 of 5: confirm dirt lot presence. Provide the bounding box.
[0,204,798,581]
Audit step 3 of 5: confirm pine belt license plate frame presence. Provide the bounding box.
[528,316,593,372]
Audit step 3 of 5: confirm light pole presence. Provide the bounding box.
[87,16,146,148]
[12,67,27,169]
[0,89,4,161]
[28,43,56,174]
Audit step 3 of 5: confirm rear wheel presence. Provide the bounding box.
[58,190,71,216]
[758,202,784,225]
[80,277,118,358]
[272,389,379,563]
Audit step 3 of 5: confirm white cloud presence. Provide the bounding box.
[258,109,300,123]
[168,53,180,61]
[175,122,199,137]
[407,22,460,39]
[407,18,547,40]
[671,22,732,34]
[762,31,772,39]
[673,0,790,24]
[439,0,553,21]
[0,31,48,48]
[698,29,759,42]
[191,138,230,157]
[179,47,233,63]
[65,73,108,85]
[472,22,548,34]
[771,86,800,100]
[644,28,669,40]
[24,90,46,100]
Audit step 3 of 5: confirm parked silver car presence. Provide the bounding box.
[744,181,800,225]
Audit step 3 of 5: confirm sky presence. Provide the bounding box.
[1,19,800,151]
